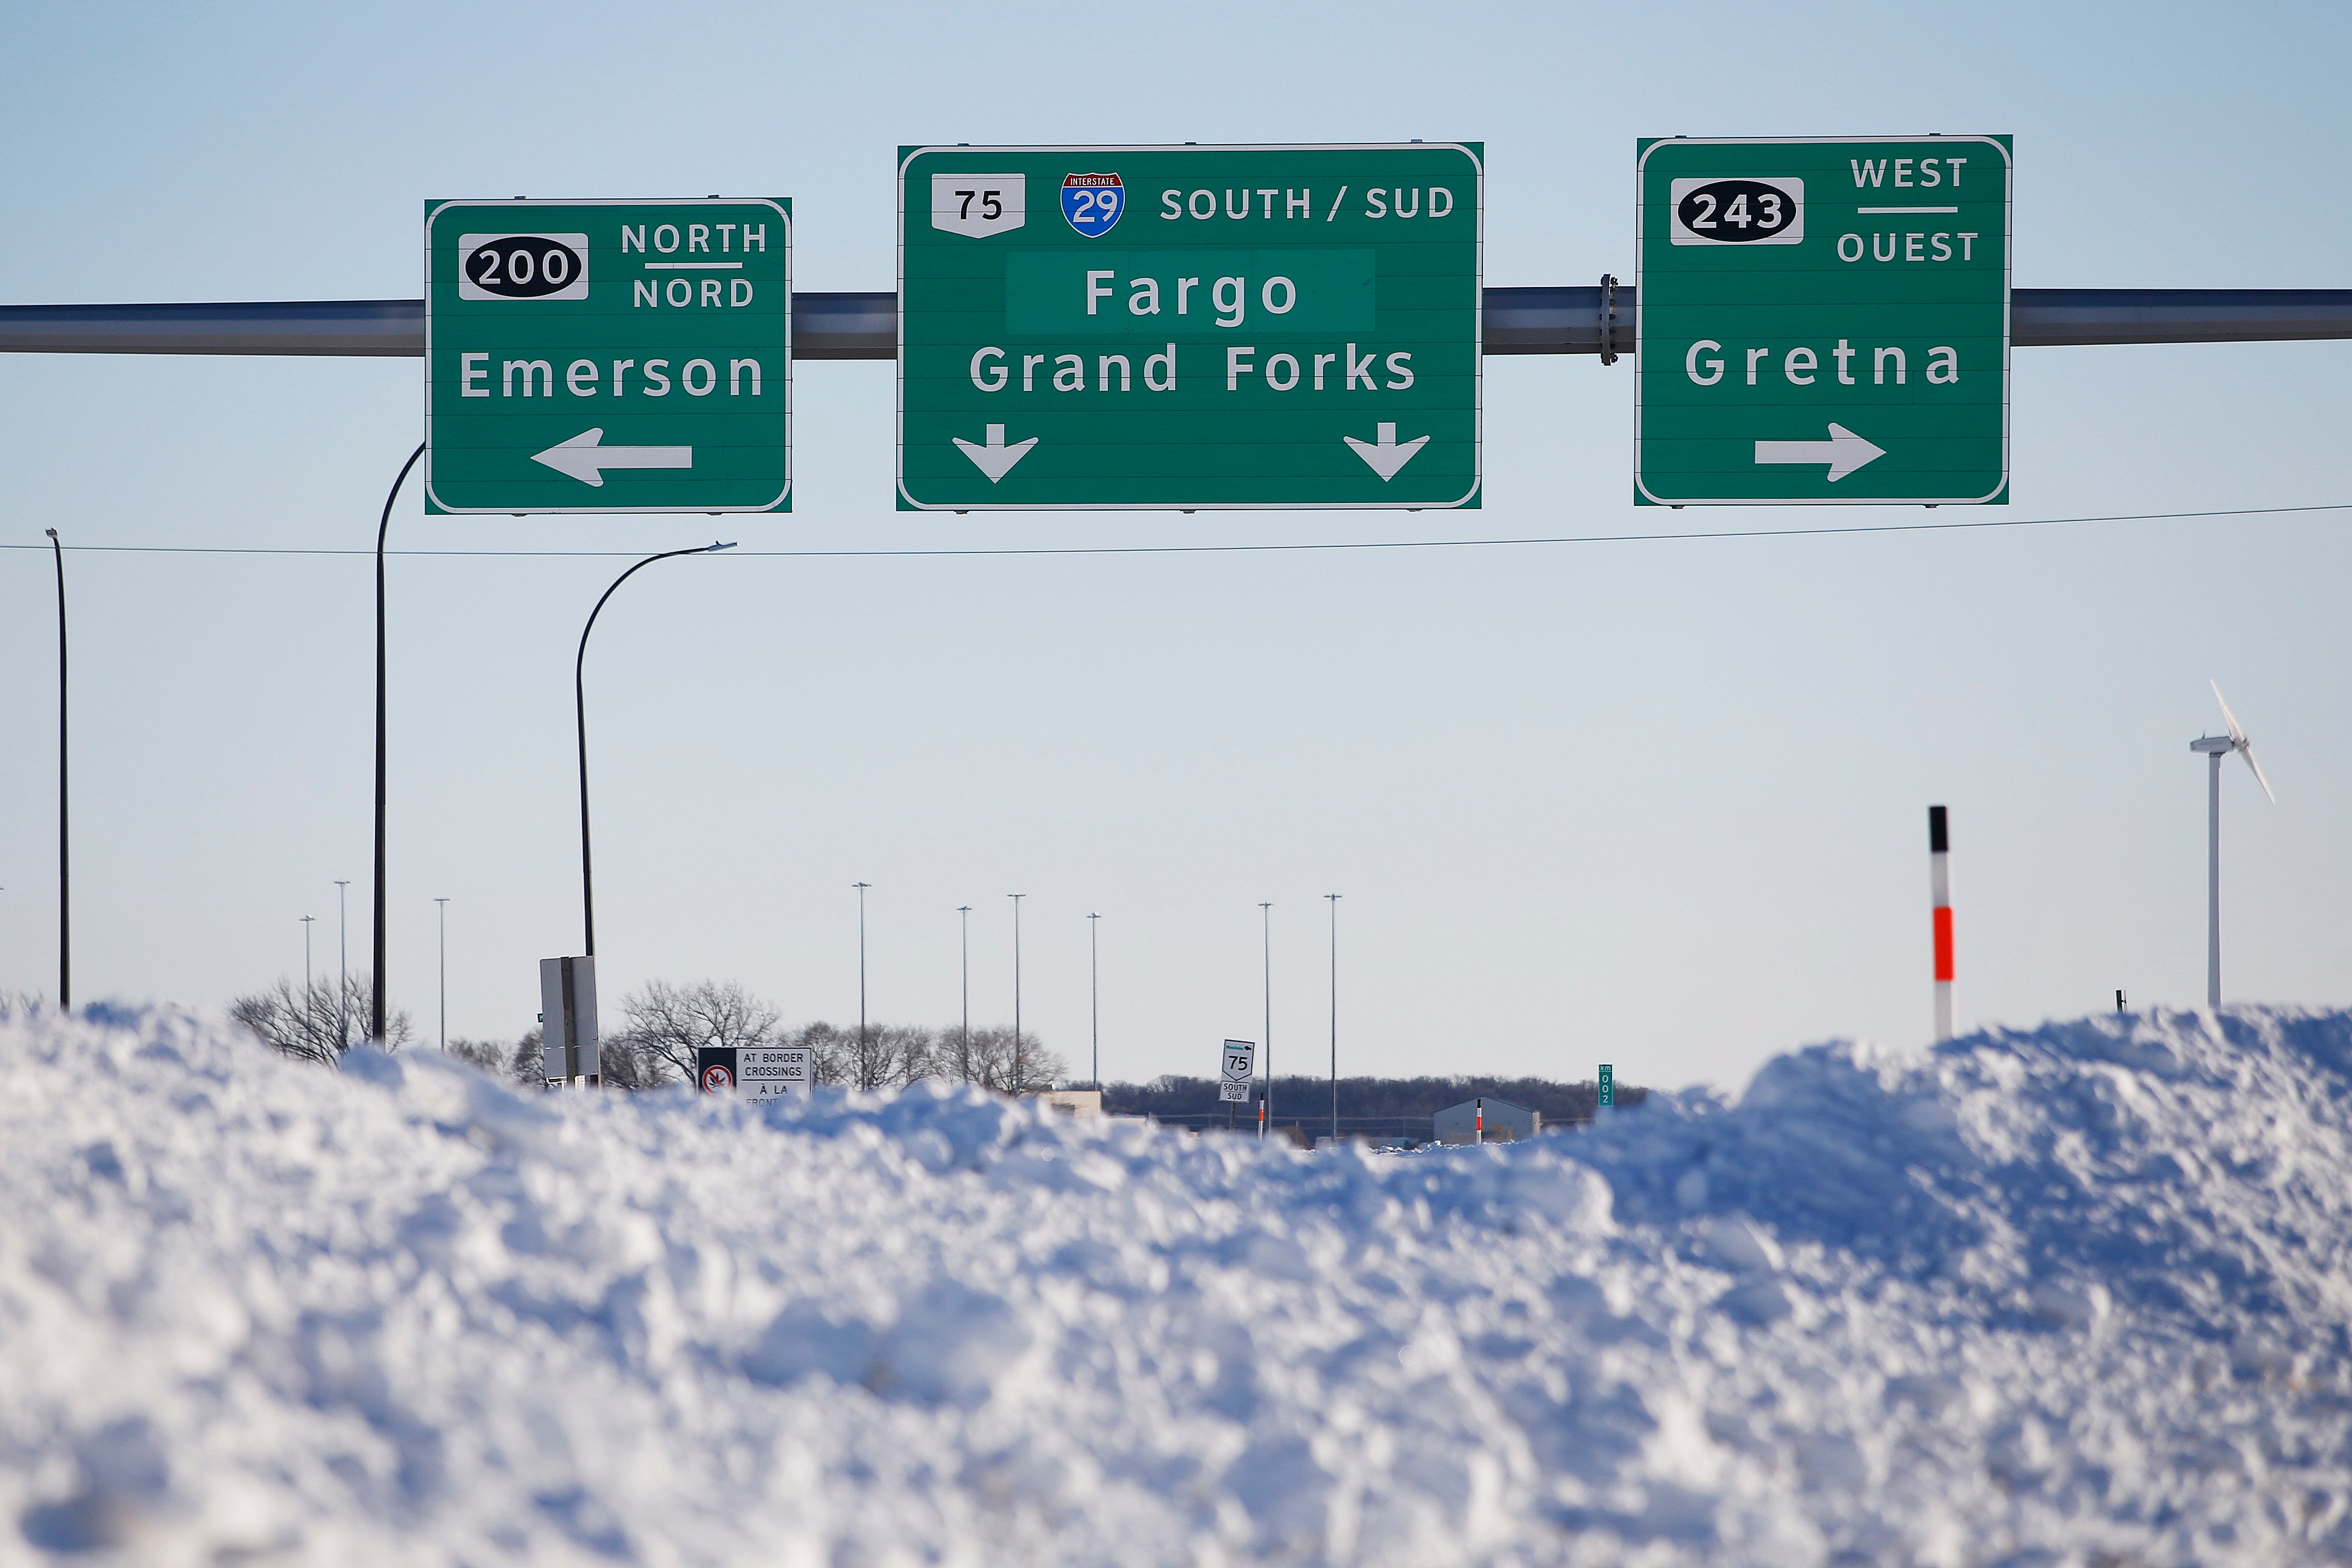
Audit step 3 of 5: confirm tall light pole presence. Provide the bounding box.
[370,441,425,1045]
[1008,893,1025,1092]
[575,541,736,956]
[300,914,315,1054]
[1326,893,1341,1145]
[334,880,350,1049]
[957,905,972,1082]
[1088,911,1101,1089]
[45,530,68,1009]
[854,882,871,1088]
[434,897,449,1051]
[1259,902,1273,1138]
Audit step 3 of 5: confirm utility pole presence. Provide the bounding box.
[1088,911,1100,1089]
[434,897,449,1050]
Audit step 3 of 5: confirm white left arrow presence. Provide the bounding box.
[1753,423,1885,482]
[531,428,694,487]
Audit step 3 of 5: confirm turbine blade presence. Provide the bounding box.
[2211,680,2247,745]
[2241,743,2277,803]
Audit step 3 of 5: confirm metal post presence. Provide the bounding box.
[855,882,870,1087]
[371,441,423,1044]
[2208,748,2223,1007]
[1259,902,1272,1137]
[1326,893,1340,1145]
[1088,911,1099,1088]
[1929,806,1954,1042]
[957,904,971,1081]
[574,542,735,957]
[434,897,449,1050]
[45,530,67,1008]
[301,914,315,1051]
[1008,893,1025,1092]
[334,880,350,1049]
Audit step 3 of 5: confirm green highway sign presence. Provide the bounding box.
[897,144,1482,511]
[425,198,791,514]
[1635,137,2009,506]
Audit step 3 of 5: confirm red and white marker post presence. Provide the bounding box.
[1929,806,1955,1042]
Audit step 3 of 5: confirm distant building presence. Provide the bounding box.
[1432,1097,1540,1144]
[1029,1089,1102,1118]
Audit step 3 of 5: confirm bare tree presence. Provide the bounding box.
[615,980,780,1086]
[959,1026,1064,1095]
[230,976,413,1063]
[446,1035,550,1086]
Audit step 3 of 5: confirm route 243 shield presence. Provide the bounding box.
[1060,172,1123,236]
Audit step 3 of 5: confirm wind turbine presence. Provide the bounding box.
[2189,681,2274,1007]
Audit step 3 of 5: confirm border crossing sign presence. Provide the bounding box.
[1634,137,2010,506]
[425,198,792,514]
[897,144,1482,511]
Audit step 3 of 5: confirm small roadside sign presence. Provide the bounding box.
[697,1046,736,1093]
[736,1046,812,1099]
[1219,1039,1256,1102]
[1598,1064,1614,1108]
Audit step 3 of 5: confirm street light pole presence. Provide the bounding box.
[334,880,350,1049]
[370,441,425,1045]
[957,905,972,1082]
[1088,911,1100,1089]
[1008,893,1025,1092]
[434,897,449,1051]
[1259,902,1273,1139]
[574,542,736,956]
[1326,893,1341,1145]
[854,882,871,1088]
[45,530,68,1009]
[301,914,315,1054]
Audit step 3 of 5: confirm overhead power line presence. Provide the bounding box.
[1,502,2347,560]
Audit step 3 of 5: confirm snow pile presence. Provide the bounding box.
[4,1004,2352,1566]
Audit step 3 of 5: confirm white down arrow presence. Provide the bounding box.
[952,425,1038,482]
[1343,423,1430,481]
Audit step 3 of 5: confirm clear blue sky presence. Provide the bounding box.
[3,0,2348,1092]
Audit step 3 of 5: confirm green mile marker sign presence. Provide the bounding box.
[1634,137,2010,506]
[424,198,791,514]
[897,144,1482,511]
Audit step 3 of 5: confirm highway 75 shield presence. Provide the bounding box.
[425,198,791,514]
[899,144,1482,511]
[1635,137,2009,505]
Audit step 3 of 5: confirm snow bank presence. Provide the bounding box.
[4,1002,2351,1565]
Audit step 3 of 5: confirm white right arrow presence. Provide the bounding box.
[953,424,1038,483]
[1753,423,1886,482]
[1343,422,1430,481]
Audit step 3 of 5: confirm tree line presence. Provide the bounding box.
[1102,1073,1647,1133]
[229,976,1064,1093]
